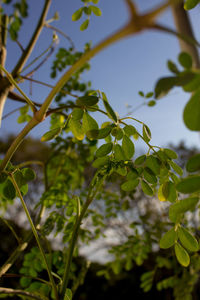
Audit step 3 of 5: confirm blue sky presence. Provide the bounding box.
[1,0,200,149]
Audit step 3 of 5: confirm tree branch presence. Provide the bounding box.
[171,0,200,68]
[0,287,47,300]
[12,0,52,77]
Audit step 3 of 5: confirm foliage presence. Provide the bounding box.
[1,1,200,299]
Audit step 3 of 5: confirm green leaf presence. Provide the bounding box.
[141,180,153,196]
[3,180,16,200]
[162,181,177,202]
[122,135,135,159]
[121,179,139,191]
[21,168,36,182]
[135,155,146,165]
[184,0,200,10]
[169,197,199,222]
[72,108,83,120]
[72,8,83,21]
[143,167,157,184]
[174,243,190,267]
[169,161,183,176]
[0,172,8,183]
[20,276,32,288]
[111,127,123,140]
[90,5,102,16]
[138,91,144,97]
[178,226,199,252]
[186,154,200,172]
[80,19,89,31]
[142,124,151,143]
[178,52,192,69]
[123,125,137,136]
[69,119,85,140]
[160,228,177,249]
[176,176,200,193]
[64,289,72,300]
[82,112,98,133]
[103,100,117,122]
[145,92,154,98]
[76,95,99,106]
[92,156,109,168]
[92,0,99,3]
[96,143,113,157]
[113,144,126,160]
[183,90,200,131]
[41,127,62,142]
[163,148,178,159]
[146,156,161,175]
[183,74,200,92]
[147,100,156,107]
[155,77,177,99]
[83,6,92,15]
[97,126,112,139]
[167,60,179,74]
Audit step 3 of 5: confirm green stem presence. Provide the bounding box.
[16,160,44,169]
[10,174,59,300]
[0,117,39,171]
[0,65,36,112]
[60,175,106,297]
[37,23,133,119]
[0,287,47,300]
[12,0,52,77]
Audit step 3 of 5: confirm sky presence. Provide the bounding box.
[1,0,200,150]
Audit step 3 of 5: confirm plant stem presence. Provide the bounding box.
[37,23,133,120]
[0,117,39,171]
[10,174,59,300]
[0,65,36,112]
[0,287,47,300]
[12,0,52,77]
[60,175,106,297]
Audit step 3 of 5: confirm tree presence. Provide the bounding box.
[1,0,200,299]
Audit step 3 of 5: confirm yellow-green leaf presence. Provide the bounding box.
[41,127,62,142]
[122,135,135,159]
[174,243,190,267]
[178,226,199,252]
[160,228,177,249]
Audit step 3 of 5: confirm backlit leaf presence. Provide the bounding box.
[114,144,126,160]
[142,124,151,143]
[122,135,135,159]
[41,127,62,142]
[90,5,102,16]
[175,243,190,267]
[80,19,89,31]
[121,179,139,191]
[76,95,99,106]
[103,100,117,122]
[183,90,200,131]
[92,156,109,168]
[169,197,199,222]
[72,8,83,21]
[141,180,153,196]
[178,226,199,252]
[160,228,177,249]
[184,0,200,10]
[96,143,113,157]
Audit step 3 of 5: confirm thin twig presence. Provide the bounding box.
[45,23,75,49]
[0,287,47,300]
[10,173,59,300]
